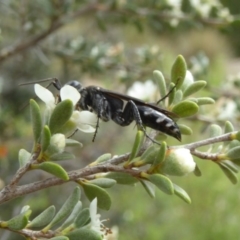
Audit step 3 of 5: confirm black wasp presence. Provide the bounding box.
[51,79,181,143]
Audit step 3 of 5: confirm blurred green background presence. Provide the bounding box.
[1,1,240,239]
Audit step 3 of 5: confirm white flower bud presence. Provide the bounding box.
[48,134,66,154]
[160,148,196,176]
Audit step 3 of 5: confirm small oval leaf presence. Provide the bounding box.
[89,153,112,166]
[66,228,102,240]
[153,70,167,105]
[146,173,174,195]
[172,100,199,118]
[89,178,116,188]
[43,187,80,231]
[41,125,51,152]
[28,206,55,228]
[140,180,155,198]
[49,100,73,134]
[105,172,138,185]
[129,130,145,161]
[30,99,42,143]
[50,152,75,161]
[226,146,240,160]
[195,97,215,105]
[65,139,83,147]
[193,164,202,177]
[50,237,69,240]
[36,162,69,180]
[219,163,238,184]
[173,183,191,204]
[153,141,167,167]
[224,121,234,134]
[168,82,176,106]
[171,55,187,88]
[74,208,90,228]
[209,124,222,138]
[6,210,31,230]
[82,183,111,210]
[178,124,192,135]
[183,80,207,98]
[59,201,82,230]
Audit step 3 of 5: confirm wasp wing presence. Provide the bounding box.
[98,87,178,119]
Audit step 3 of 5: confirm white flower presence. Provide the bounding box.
[127,80,157,101]
[34,84,56,111]
[69,111,96,133]
[89,198,104,236]
[34,84,80,110]
[60,85,80,105]
[161,148,196,176]
[34,84,97,133]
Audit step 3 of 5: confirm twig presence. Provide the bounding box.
[0,160,142,204]
[0,3,99,63]
[176,131,236,150]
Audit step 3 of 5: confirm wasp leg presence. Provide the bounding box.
[113,101,160,145]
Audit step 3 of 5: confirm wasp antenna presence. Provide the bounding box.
[156,77,181,105]
[19,77,59,86]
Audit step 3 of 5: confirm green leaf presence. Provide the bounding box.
[172,89,183,105]
[30,99,42,143]
[50,237,69,240]
[140,180,155,198]
[209,124,222,138]
[172,100,199,117]
[89,178,116,188]
[34,162,69,180]
[234,131,240,141]
[183,80,207,98]
[153,141,167,167]
[168,82,176,106]
[18,149,31,167]
[82,183,111,210]
[219,163,238,184]
[49,100,73,134]
[90,153,112,166]
[6,210,31,230]
[146,173,174,195]
[227,146,240,160]
[41,125,51,152]
[193,164,202,177]
[66,228,102,240]
[220,160,239,173]
[43,187,80,231]
[105,172,138,185]
[28,206,55,228]
[50,152,75,161]
[129,130,144,161]
[224,121,234,134]
[178,124,192,135]
[59,201,82,230]
[140,145,159,164]
[173,183,191,204]
[20,205,31,213]
[74,208,90,228]
[195,97,215,105]
[171,55,187,88]
[65,139,83,147]
[153,70,167,105]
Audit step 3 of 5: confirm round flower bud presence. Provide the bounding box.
[160,148,196,176]
[46,134,66,156]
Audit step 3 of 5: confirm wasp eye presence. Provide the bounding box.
[66,80,82,91]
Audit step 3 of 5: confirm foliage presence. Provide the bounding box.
[1,1,240,239]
